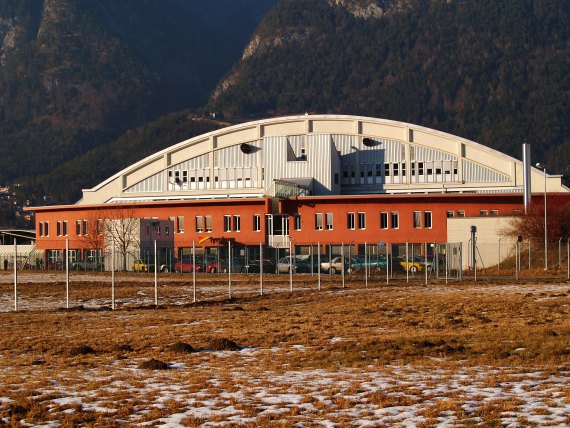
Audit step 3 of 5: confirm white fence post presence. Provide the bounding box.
[111,240,115,310]
[259,242,263,296]
[192,241,196,303]
[154,240,158,306]
[317,242,321,291]
[13,240,17,311]
[66,239,69,309]
[228,240,232,300]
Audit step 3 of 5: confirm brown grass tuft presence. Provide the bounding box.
[138,358,170,370]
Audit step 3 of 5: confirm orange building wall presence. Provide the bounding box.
[31,193,570,252]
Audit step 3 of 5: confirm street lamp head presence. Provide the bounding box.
[536,162,546,170]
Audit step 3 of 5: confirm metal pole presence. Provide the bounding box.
[365,241,368,288]
[228,240,232,299]
[406,241,410,283]
[111,240,115,310]
[424,242,428,285]
[260,242,263,296]
[567,237,569,280]
[13,240,17,311]
[341,242,345,289]
[544,167,548,271]
[289,241,293,293]
[459,243,462,282]
[317,242,321,291]
[515,241,519,281]
[192,241,196,303]
[386,242,389,285]
[154,240,158,306]
[66,239,69,309]
[445,243,448,284]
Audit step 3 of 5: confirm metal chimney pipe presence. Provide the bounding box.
[523,143,531,213]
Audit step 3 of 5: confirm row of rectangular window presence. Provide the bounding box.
[43,208,504,238]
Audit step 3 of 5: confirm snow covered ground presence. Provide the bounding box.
[1,345,569,426]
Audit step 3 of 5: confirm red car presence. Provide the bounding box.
[174,258,202,273]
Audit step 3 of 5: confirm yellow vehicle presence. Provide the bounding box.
[133,259,150,272]
[398,256,430,273]
[132,259,173,273]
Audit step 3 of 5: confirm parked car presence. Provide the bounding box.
[398,256,432,273]
[320,256,352,274]
[348,254,389,272]
[276,256,315,274]
[71,256,103,271]
[47,260,64,270]
[174,257,203,273]
[206,258,246,273]
[244,258,276,273]
[133,259,173,273]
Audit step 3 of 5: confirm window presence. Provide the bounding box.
[182,170,188,183]
[424,211,432,229]
[393,163,399,176]
[457,210,465,217]
[39,222,44,237]
[334,173,339,184]
[413,211,422,228]
[401,163,406,177]
[195,216,203,233]
[380,212,388,229]
[480,210,488,217]
[347,212,355,230]
[391,212,399,229]
[165,226,170,236]
[384,163,390,176]
[205,216,212,232]
[325,213,333,230]
[491,210,499,216]
[233,215,241,232]
[97,219,103,235]
[76,220,81,236]
[224,215,231,232]
[253,214,261,232]
[177,216,184,233]
[446,210,454,218]
[294,214,301,231]
[57,221,62,236]
[44,222,49,236]
[358,212,366,230]
[82,220,88,236]
[63,221,68,236]
[315,213,323,230]
[418,162,424,175]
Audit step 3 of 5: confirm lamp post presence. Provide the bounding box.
[536,163,547,270]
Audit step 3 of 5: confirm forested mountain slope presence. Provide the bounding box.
[0,0,275,185]
[210,0,570,176]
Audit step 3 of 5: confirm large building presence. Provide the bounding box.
[29,115,570,268]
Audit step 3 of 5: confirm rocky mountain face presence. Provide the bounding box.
[209,0,570,177]
[1,0,570,221]
[0,0,275,186]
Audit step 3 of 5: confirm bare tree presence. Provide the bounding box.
[77,210,105,263]
[102,206,141,271]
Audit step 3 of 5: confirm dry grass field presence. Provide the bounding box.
[0,272,569,426]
